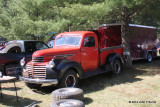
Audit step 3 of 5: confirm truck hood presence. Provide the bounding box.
[33,46,80,57]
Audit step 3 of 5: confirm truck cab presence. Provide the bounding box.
[20,28,124,88]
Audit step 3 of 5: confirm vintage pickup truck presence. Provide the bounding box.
[20,25,124,88]
[0,40,49,76]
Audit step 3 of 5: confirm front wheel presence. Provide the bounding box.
[58,69,78,88]
[112,59,122,75]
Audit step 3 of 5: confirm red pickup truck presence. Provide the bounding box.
[20,25,124,88]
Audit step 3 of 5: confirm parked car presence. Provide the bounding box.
[0,41,8,50]
[0,40,49,77]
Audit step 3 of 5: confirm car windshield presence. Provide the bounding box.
[55,35,81,46]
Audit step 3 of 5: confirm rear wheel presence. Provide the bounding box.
[147,52,152,63]
[25,83,42,89]
[112,59,121,75]
[59,69,78,88]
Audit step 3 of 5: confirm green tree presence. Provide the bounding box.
[0,0,160,46]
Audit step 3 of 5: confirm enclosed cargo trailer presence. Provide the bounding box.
[101,24,157,62]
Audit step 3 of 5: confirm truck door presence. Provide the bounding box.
[81,35,99,71]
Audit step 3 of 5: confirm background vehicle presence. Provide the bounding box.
[47,36,56,48]
[47,40,55,48]
[0,36,7,50]
[0,40,49,77]
[20,24,124,88]
[103,24,157,62]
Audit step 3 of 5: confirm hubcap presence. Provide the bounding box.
[65,75,76,87]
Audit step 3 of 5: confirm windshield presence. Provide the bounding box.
[55,35,81,46]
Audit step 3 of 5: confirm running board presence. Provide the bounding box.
[82,67,111,79]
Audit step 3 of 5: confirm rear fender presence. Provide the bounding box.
[105,53,124,70]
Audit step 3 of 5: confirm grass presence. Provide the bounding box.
[1,58,160,107]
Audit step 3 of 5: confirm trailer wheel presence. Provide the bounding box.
[25,82,42,89]
[147,53,152,63]
[51,88,84,102]
[59,69,78,88]
[112,59,121,75]
[50,99,85,107]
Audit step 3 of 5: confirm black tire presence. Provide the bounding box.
[147,52,152,63]
[111,59,121,75]
[50,99,85,107]
[7,46,21,53]
[5,64,22,77]
[25,82,42,89]
[51,88,84,102]
[1,44,21,53]
[59,69,78,88]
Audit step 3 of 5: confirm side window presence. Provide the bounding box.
[83,36,95,47]
[25,42,35,53]
[36,42,48,50]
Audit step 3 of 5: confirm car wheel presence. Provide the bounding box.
[112,59,121,75]
[51,87,84,102]
[59,69,78,88]
[50,99,85,107]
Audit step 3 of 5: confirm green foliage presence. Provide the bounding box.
[0,0,160,41]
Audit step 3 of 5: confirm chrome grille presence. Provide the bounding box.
[25,65,32,77]
[33,65,46,79]
[32,56,44,63]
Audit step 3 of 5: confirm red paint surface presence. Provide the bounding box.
[29,30,123,72]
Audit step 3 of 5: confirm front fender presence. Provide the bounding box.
[54,59,84,80]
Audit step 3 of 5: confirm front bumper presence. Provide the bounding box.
[19,76,58,85]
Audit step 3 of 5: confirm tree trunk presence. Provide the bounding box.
[121,6,132,68]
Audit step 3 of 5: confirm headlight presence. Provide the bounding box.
[48,59,55,68]
[20,58,25,67]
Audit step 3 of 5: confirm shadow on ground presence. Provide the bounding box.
[78,68,144,94]
[33,85,57,94]
[1,87,21,91]
[0,93,41,106]
[79,58,160,94]
[30,58,160,105]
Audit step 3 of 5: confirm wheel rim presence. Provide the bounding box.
[148,54,152,62]
[115,63,120,74]
[65,75,76,87]
[59,102,73,106]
